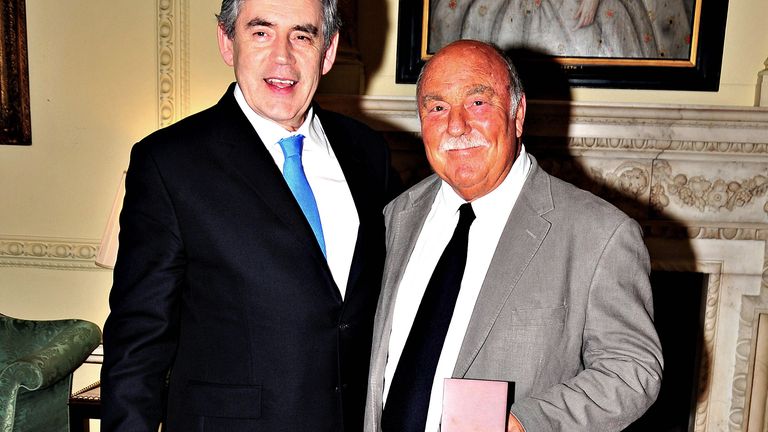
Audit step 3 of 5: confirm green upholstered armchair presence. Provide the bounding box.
[0,314,101,432]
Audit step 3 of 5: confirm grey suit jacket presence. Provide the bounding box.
[364,155,663,431]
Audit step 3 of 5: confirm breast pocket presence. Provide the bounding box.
[507,306,566,327]
[481,306,567,369]
[501,306,567,350]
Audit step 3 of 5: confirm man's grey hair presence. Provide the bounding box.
[216,0,341,49]
[416,43,524,114]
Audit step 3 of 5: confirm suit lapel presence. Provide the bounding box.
[453,159,554,377]
[319,109,369,296]
[382,178,442,311]
[215,86,328,267]
[369,176,441,420]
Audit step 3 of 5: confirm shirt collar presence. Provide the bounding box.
[233,83,327,152]
[438,144,531,218]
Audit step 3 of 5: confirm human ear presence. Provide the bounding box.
[514,94,527,138]
[217,24,235,67]
[321,32,340,75]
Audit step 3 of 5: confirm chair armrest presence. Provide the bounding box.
[3,320,101,391]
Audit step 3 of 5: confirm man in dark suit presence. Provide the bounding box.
[365,40,662,431]
[101,0,399,430]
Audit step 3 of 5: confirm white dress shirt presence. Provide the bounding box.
[234,85,359,296]
[383,146,532,431]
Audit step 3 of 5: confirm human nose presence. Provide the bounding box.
[447,106,468,136]
[272,36,295,64]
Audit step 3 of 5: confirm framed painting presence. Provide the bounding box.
[1,0,31,145]
[396,0,729,91]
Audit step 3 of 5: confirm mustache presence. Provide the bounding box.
[438,133,491,151]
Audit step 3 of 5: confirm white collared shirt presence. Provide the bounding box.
[233,84,359,297]
[383,146,532,431]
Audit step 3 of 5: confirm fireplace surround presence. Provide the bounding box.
[317,95,768,431]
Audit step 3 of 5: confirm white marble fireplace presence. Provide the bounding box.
[318,95,768,431]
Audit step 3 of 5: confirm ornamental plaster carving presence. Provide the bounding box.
[570,137,768,154]
[731,264,768,431]
[651,160,768,216]
[578,160,652,200]
[157,0,189,128]
[757,57,768,107]
[0,236,100,270]
[695,270,722,432]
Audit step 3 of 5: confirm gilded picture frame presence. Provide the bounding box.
[1,0,31,145]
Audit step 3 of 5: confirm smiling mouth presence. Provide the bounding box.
[440,138,490,152]
[446,144,484,151]
[265,78,297,89]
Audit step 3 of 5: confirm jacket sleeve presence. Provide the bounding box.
[101,140,184,431]
[511,218,664,431]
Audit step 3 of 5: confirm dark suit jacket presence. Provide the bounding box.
[102,84,400,432]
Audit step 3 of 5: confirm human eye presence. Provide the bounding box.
[420,97,448,116]
[297,34,315,44]
[467,96,489,107]
[250,27,271,40]
[291,24,319,45]
[426,103,449,115]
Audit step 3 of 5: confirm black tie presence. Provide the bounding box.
[382,203,476,432]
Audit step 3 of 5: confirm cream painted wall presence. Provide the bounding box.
[0,1,234,418]
[190,1,237,113]
[0,0,161,398]
[0,3,238,316]
[2,2,156,237]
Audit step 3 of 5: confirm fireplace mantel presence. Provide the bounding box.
[318,95,768,431]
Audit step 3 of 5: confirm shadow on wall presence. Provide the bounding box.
[317,0,390,95]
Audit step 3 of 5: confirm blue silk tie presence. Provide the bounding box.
[277,134,326,256]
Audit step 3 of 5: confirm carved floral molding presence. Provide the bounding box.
[652,161,768,216]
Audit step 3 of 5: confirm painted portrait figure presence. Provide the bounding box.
[429,0,693,59]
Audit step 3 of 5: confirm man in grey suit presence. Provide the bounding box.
[364,40,663,432]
